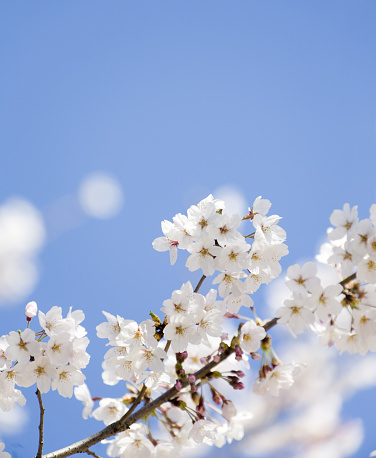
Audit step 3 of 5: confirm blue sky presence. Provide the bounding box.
[1,2,376,457]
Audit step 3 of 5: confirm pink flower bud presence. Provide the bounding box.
[25,301,38,319]
[188,374,196,383]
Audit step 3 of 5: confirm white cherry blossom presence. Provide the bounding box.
[239,320,266,354]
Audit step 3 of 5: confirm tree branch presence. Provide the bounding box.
[85,451,102,458]
[35,388,45,458]
[194,275,206,293]
[41,318,279,458]
[340,272,357,287]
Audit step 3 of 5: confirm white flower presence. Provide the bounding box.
[131,346,166,373]
[224,293,254,314]
[92,398,127,425]
[74,383,94,419]
[207,213,243,246]
[168,213,199,249]
[25,300,38,318]
[189,419,217,444]
[0,336,11,371]
[253,214,286,244]
[5,328,40,364]
[253,364,299,397]
[118,320,157,349]
[216,241,250,272]
[152,220,179,265]
[21,356,56,393]
[114,424,154,458]
[52,365,85,398]
[328,203,358,241]
[144,371,172,390]
[185,237,221,276]
[357,257,376,284]
[161,282,198,319]
[38,306,71,336]
[239,320,266,354]
[250,196,271,217]
[334,330,367,355]
[0,364,26,396]
[309,284,344,321]
[66,307,87,338]
[196,309,224,346]
[353,219,375,256]
[276,294,314,336]
[367,235,376,259]
[46,333,74,366]
[286,262,320,295]
[187,201,218,237]
[213,271,246,298]
[163,315,199,353]
[328,242,360,277]
[96,311,128,345]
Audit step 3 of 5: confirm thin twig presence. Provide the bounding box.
[118,385,148,426]
[340,272,357,287]
[35,388,45,458]
[164,339,171,354]
[85,450,102,458]
[194,274,206,293]
[118,339,172,426]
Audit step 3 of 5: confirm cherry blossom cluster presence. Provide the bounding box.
[276,203,376,356]
[0,302,89,412]
[78,195,297,457]
[153,194,289,312]
[4,196,375,458]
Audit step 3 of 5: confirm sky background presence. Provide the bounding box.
[1,1,376,457]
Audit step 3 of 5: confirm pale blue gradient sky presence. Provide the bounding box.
[1,2,376,457]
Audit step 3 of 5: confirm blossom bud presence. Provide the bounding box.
[234,345,243,357]
[175,380,183,391]
[251,352,261,360]
[188,374,196,383]
[196,397,205,416]
[211,389,222,405]
[232,370,245,378]
[192,392,200,405]
[261,335,272,351]
[176,351,188,364]
[233,382,244,390]
[25,301,38,320]
[222,400,237,421]
[213,355,221,363]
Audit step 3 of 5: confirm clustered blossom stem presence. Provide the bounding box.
[36,389,45,458]
[41,318,278,458]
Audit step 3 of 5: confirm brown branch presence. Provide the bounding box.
[41,318,279,458]
[85,451,102,458]
[35,388,45,458]
[194,275,206,293]
[339,272,357,287]
[118,384,147,427]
